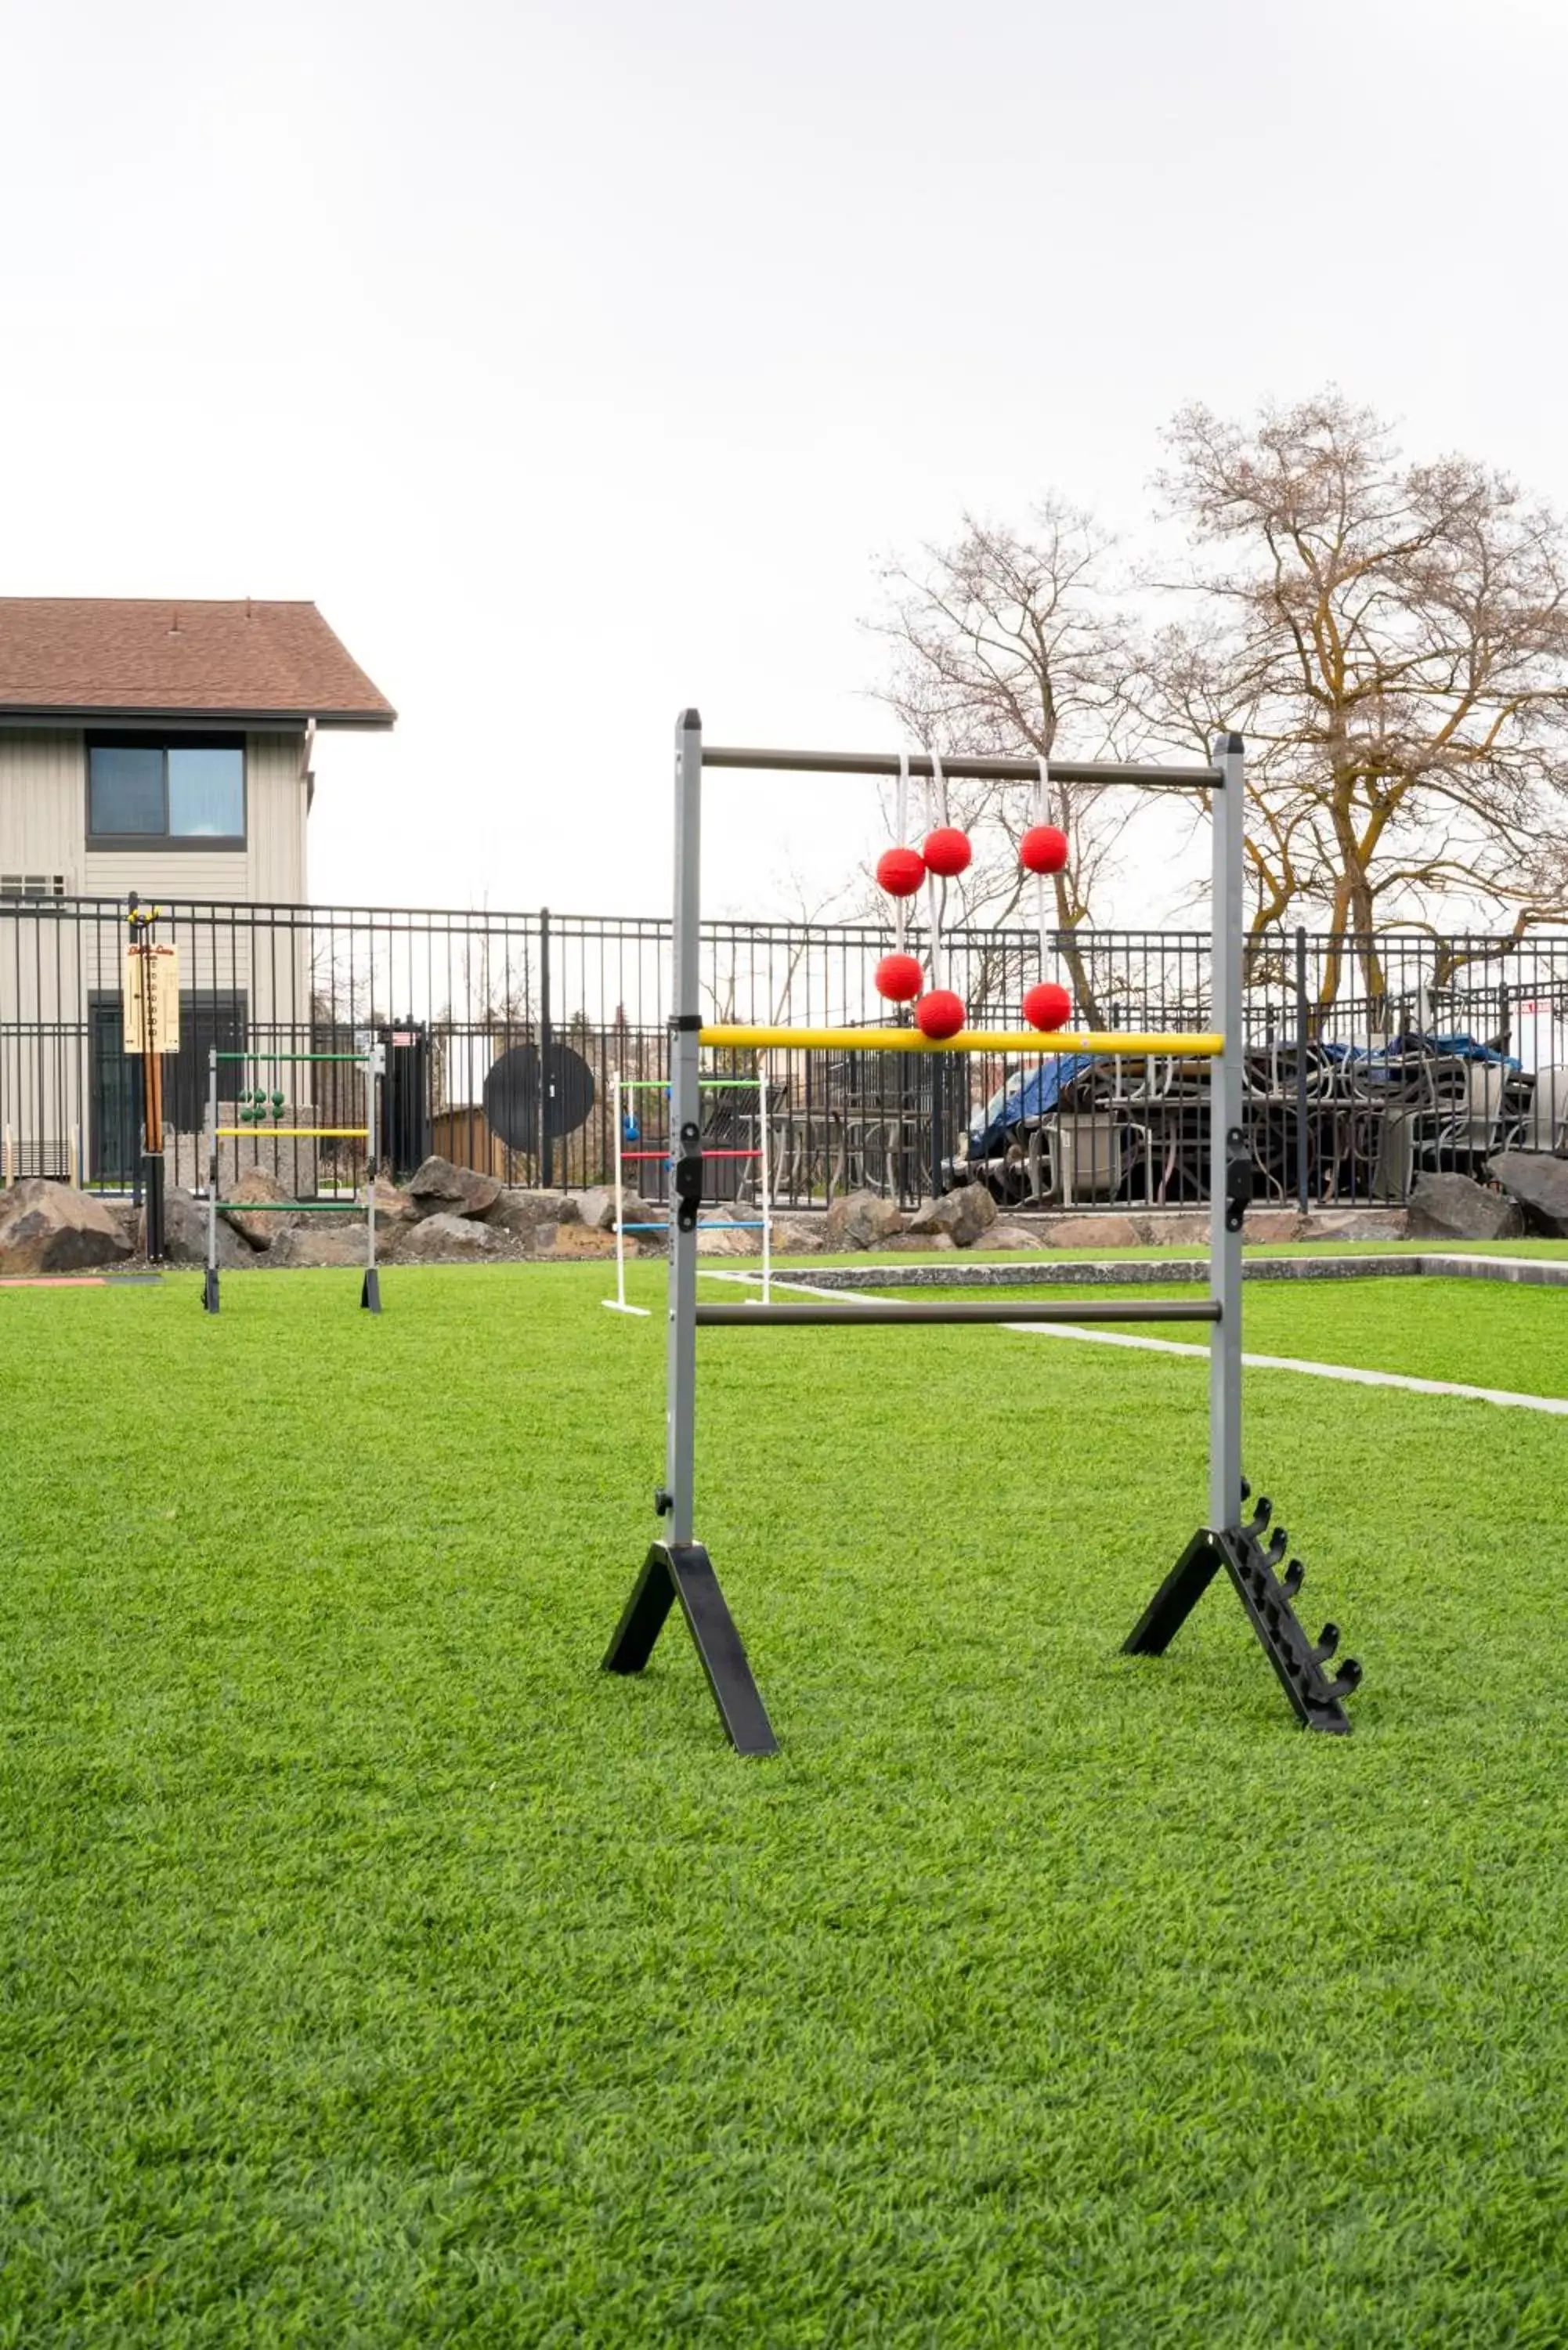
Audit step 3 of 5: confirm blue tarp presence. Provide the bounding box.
[966,1055,1093,1158]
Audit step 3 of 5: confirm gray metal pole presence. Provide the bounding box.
[1209,735,1246,1533]
[664,711,703,1546]
[207,1045,219,1282]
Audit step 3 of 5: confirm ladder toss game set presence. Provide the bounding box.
[201,1043,386,1315]
[602,711,1364,1755]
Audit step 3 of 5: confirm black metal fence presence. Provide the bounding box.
[2,891,1565,1211]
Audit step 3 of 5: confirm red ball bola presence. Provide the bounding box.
[915,989,966,1040]
[1020,824,1069,876]
[874,953,924,1003]
[1022,982,1072,1032]
[876,845,927,898]
[922,826,972,877]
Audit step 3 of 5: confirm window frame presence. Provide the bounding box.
[85,732,248,850]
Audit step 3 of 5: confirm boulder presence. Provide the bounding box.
[987,1222,1046,1250]
[824,1191,907,1250]
[146,1185,251,1268]
[0,1179,135,1276]
[1302,1208,1409,1241]
[695,1224,761,1255]
[576,1183,641,1233]
[1129,1212,1210,1247]
[266,1225,373,1269]
[905,1185,999,1247]
[880,1229,957,1251]
[219,1167,298,1249]
[1407,1172,1524,1242]
[1046,1213,1143,1249]
[483,1188,578,1238]
[771,1216,829,1253]
[551,1223,617,1259]
[1487,1151,1568,1238]
[370,1176,417,1229]
[397,1212,506,1261]
[406,1155,503,1220]
[1245,1209,1309,1243]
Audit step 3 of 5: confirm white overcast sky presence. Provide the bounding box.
[3,0,1565,923]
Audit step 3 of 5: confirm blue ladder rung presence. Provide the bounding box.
[618,1220,768,1231]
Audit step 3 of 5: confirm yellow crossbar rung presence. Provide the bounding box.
[699,1026,1224,1058]
[215,1127,370,1138]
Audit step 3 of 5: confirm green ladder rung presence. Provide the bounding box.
[211,1202,363,1212]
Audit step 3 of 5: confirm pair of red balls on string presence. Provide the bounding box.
[873,818,1073,1038]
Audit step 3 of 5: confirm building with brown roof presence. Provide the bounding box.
[0,598,394,904]
[0,600,395,1184]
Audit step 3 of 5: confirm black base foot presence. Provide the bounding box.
[1125,1489,1361,1734]
[202,1267,220,1314]
[603,1541,778,1756]
[361,1268,381,1314]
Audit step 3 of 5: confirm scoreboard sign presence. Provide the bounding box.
[124,942,181,1054]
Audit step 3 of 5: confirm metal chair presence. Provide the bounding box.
[1025,1123,1057,1203]
[1058,1113,1152,1206]
[1519,1067,1568,1154]
[1415,1060,1527,1176]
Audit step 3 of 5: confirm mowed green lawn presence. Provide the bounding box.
[2,1263,1566,2347]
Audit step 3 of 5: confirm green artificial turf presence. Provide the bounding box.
[822,1273,1568,1400]
[3,1265,1567,2346]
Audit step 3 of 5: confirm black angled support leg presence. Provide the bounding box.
[1122,1528,1225,1656]
[202,1267,220,1315]
[361,1269,381,1314]
[603,1542,779,1757]
[1125,1492,1361,1734]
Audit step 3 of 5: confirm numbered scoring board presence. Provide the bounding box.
[123,942,181,1054]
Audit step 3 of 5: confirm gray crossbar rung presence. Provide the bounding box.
[695,1299,1221,1327]
[702,747,1222,790]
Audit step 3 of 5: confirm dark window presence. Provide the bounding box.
[89,744,164,835]
[88,737,245,844]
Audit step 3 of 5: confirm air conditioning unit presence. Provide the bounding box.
[0,873,69,899]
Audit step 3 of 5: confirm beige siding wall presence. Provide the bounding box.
[81,848,251,898]
[0,725,306,902]
[246,732,309,902]
[0,728,85,884]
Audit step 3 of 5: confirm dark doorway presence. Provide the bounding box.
[89,990,248,1184]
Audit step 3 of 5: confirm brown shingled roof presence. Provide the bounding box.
[0,598,396,727]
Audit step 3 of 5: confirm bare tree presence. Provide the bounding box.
[867,498,1151,1019]
[1151,392,1568,1004]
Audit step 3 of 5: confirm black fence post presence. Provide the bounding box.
[928,1052,943,1202]
[1295,925,1310,1216]
[540,905,553,1190]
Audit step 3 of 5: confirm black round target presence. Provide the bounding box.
[482,1043,595,1151]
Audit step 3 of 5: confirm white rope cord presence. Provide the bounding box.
[1035,756,1051,975]
[895,749,909,957]
[927,750,945,992]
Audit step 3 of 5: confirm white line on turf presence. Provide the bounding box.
[706,1270,1568,1419]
